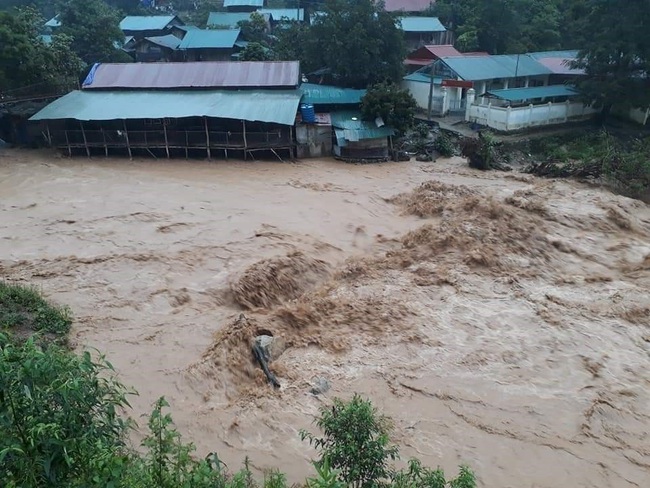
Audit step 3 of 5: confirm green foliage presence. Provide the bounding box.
[239,42,274,61]
[301,0,406,88]
[58,0,127,64]
[431,0,571,54]
[433,132,455,158]
[0,282,71,336]
[306,457,346,488]
[237,12,269,44]
[301,394,399,488]
[361,82,417,135]
[128,397,228,488]
[272,20,308,63]
[0,8,83,95]
[0,334,133,487]
[573,0,650,113]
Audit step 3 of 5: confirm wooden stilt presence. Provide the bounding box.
[123,120,132,160]
[163,123,170,158]
[65,130,71,157]
[290,125,295,160]
[204,117,211,160]
[80,121,90,158]
[101,127,108,157]
[242,120,247,161]
[184,131,188,159]
[45,122,52,147]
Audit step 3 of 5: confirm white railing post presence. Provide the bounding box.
[506,106,512,131]
[547,102,553,125]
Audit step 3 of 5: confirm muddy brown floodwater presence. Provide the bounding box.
[1,149,649,487]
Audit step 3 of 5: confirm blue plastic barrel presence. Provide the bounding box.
[300,104,316,123]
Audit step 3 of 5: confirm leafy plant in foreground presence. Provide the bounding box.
[301,394,399,488]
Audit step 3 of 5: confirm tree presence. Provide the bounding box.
[573,0,650,115]
[239,42,274,61]
[0,8,83,96]
[360,82,417,135]
[302,0,406,88]
[58,0,128,64]
[300,394,399,488]
[237,11,269,44]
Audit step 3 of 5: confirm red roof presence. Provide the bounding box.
[83,61,300,90]
[537,57,585,75]
[406,45,461,65]
[383,0,435,12]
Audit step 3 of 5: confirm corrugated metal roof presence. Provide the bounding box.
[82,61,300,89]
[259,8,305,21]
[178,29,240,49]
[120,15,177,31]
[39,34,53,45]
[330,111,395,140]
[484,85,579,101]
[207,12,255,28]
[528,50,580,60]
[44,16,61,28]
[441,54,551,81]
[224,0,264,6]
[408,44,461,59]
[403,72,443,84]
[30,90,301,125]
[536,57,584,75]
[143,34,181,50]
[301,84,366,105]
[398,17,445,32]
[383,0,434,12]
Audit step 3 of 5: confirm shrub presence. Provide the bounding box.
[361,82,418,135]
[0,334,132,487]
[433,132,455,158]
[301,394,398,488]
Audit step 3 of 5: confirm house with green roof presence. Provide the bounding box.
[119,15,184,39]
[397,17,449,49]
[177,29,242,61]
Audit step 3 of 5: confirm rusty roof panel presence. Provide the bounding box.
[82,61,301,89]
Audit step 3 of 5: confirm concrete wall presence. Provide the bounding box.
[626,107,650,126]
[466,100,599,132]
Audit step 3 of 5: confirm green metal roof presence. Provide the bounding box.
[144,34,181,50]
[484,85,579,102]
[528,50,579,60]
[441,54,551,81]
[224,0,264,6]
[403,72,443,84]
[178,29,240,49]
[120,15,178,31]
[300,84,365,105]
[30,90,301,126]
[259,8,305,21]
[330,111,395,141]
[398,17,445,32]
[207,12,256,27]
[44,16,61,28]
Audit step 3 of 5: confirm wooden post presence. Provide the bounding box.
[65,130,71,157]
[242,120,247,160]
[163,122,170,158]
[184,130,188,159]
[204,117,211,160]
[123,120,132,159]
[45,122,52,147]
[290,125,294,159]
[101,127,108,157]
[80,121,90,158]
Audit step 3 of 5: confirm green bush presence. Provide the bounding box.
[0,334,132,487]
[433,132,455,158]
[0,281,71,337]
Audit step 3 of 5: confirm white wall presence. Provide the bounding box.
[466,101,599,131]
[402,79,436,110]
